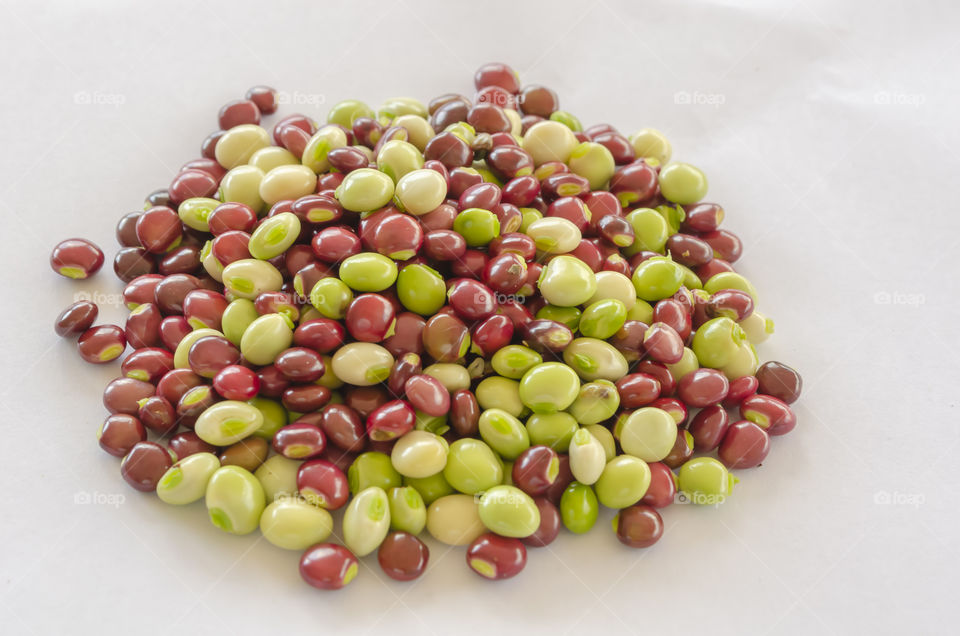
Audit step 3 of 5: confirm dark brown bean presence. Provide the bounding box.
[424,132,472,170]
[700,229,743,263]
[519,85,558,117]
[614,505,663,548]
[124,302,163,349]
[608,320,649,361]
[616,373,662,408]
[281,385,332,413]
[113,247,156,282]
[707,289,754,321]
[168,431,218,460]
[156,368,204,406]
[652,300,692,340]
[219,437,269,472]
[521,497,561,547]
[168,169,218,206]
[378,532,430,581]
[512,445,560,496]
[176,385,219,429]
[662,429,694,469]
[448,389,479,437]
[681,203,724,233]
[135,206,182,254]
[116,211,142,247]
[98,414,147,457]
[78,325,126,364]
[138,395,177,436]
[756,361,803,404]
[523,319,574,357]
[423,313,470,362]
[121,441,173,492]
[687,404,730,452]
[273,423,327,459]
[666,233,713,267]
[55,301,99,337]
[467,533,527,580]
[188,335,241,378]
[544,454,574,505]
[320,404,366,453]
[154,274,201,315]
[275,347,326,383]
[640,462,677,508]
[121,348,174,384]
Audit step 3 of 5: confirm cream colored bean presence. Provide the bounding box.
[380,96,428,120]
[475,376,525,418]
[568,141,616,190]
[585,424,617,462]
[219,165,265,213]
[205,466,265,535]
[331,342,394,386]
[215,124,271,169]
[617,407,677,462]
[177,197,219,232]
[587,271,637,309]
[157,452,220,505]
[630,128,672,165]
[240,313,294,366]
[526,217,581,254]
[666,347,700,383]
[342,486,391,557]
[426,494,485,546]
[302,125,348,173]
[522,120,578,165]
[390,431,449,478]
[254,455,303,501]
[721,342,760,380]
[422,363,471,393]
[259,165,317,206]
[195,400,265,446]
[569,428,606,485]
[562,337,629,382]
[259,497,333,550]
[249,146,299,173]
[392,114,435,150]
[393,169,447,215]
[739,311,774,344]
[504,108,522,137]
[377,140,424,182]
[221,258,284,300]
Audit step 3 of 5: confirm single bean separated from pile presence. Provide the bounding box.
[53,62,802,590]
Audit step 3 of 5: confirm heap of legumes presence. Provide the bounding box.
[51,63,802,590]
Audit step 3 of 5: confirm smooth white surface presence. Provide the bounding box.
[1,1,958,634]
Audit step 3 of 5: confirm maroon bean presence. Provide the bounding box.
[282,385,332,413]
[50,238,104,279]
[652,300,691,340]
[255,292,299,323]
[218,99,260,129]
[681,203,724,233]
[597,214,635,248]
[372,125,409,157]
[719,420,771,469]
[122,274,161,309]
[369,214,423,261]
[481,252,527,295]
[492,202,523,234]
[212,365,260,401]
[582,191,622,233]
[294,318,346,354]
[512,445,560,496]
[98,414,146,457]
[243,85,277,114]
[114,247,155,283]
[116,211,142,247]
[449,249,487,279]
[154,274,201,315]
[300,543,359,590]
[486,146,534,182]
[543,454,574,505]
[428,93,470,115]
[474,62,520,93]
[366,400,415,442]
[635,361,676,397]
[208,202,257,235]
[567,239,603,272]
[344,293,396,343]
[158,245,201,276]
[159,316,191,351]
[662,429,695,469]
[652,397,687,426]
[200,130,224,160]
[378,532,429,581]
[740,394,796,435]
[177,385,219,428]
[664,233,712,267]
[518,85,558,117]
[121,348,174,383]
[78,325,126,364]
[123,302,162,349]
[424,132,472,170]
[642,322,684,364]
[722,375,759,409]
[489,233,536,261]
[546,196,591,231]
[523,319,573,357]
[469,314,514,358]
[694,258,734,286]
[517,262,542,296]
[386,353,420,397]
[459,182,502,211]
[615,505,663,548]
[138,395,177,436]
[404,375,450,417]
[608,321,649,361]
[211,230,251,266]
[501,175,540,207]
[445,279,497,322]
[707,289,754,322]
[345,386,391,419]
[273,423,327,460]
[219,437,268,472]
[756,361,803,404]
[497,300,534,330]
[616,373,661,408]
[467,533,526,580]
[687,404,730,451]
[449,389,480,437]
[292,262,334,299]
[476,85,518,110]
[187,335,240,378]
[677,368,729,408]
[640,462,677,508]
[156,369,204,406]
[521,497,561,547]
[275,347,326,383]
[298,459,350,510]
[421,313,470,362]
[447,169,483,200]
[55,300,98,337]
[276,123,312,157]
[348,116,381,149]
[320,404,366,453]
[609,161,658,207]
[180,289,227,331]
[135,206,182,254]
[701,229,742,263]
[168,169,217,206]
[593,132,636,165]
[422,229,466,261]
[121,441,173,492]
[168,431,218,460]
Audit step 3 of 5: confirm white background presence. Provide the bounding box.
[1,1,957,634]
